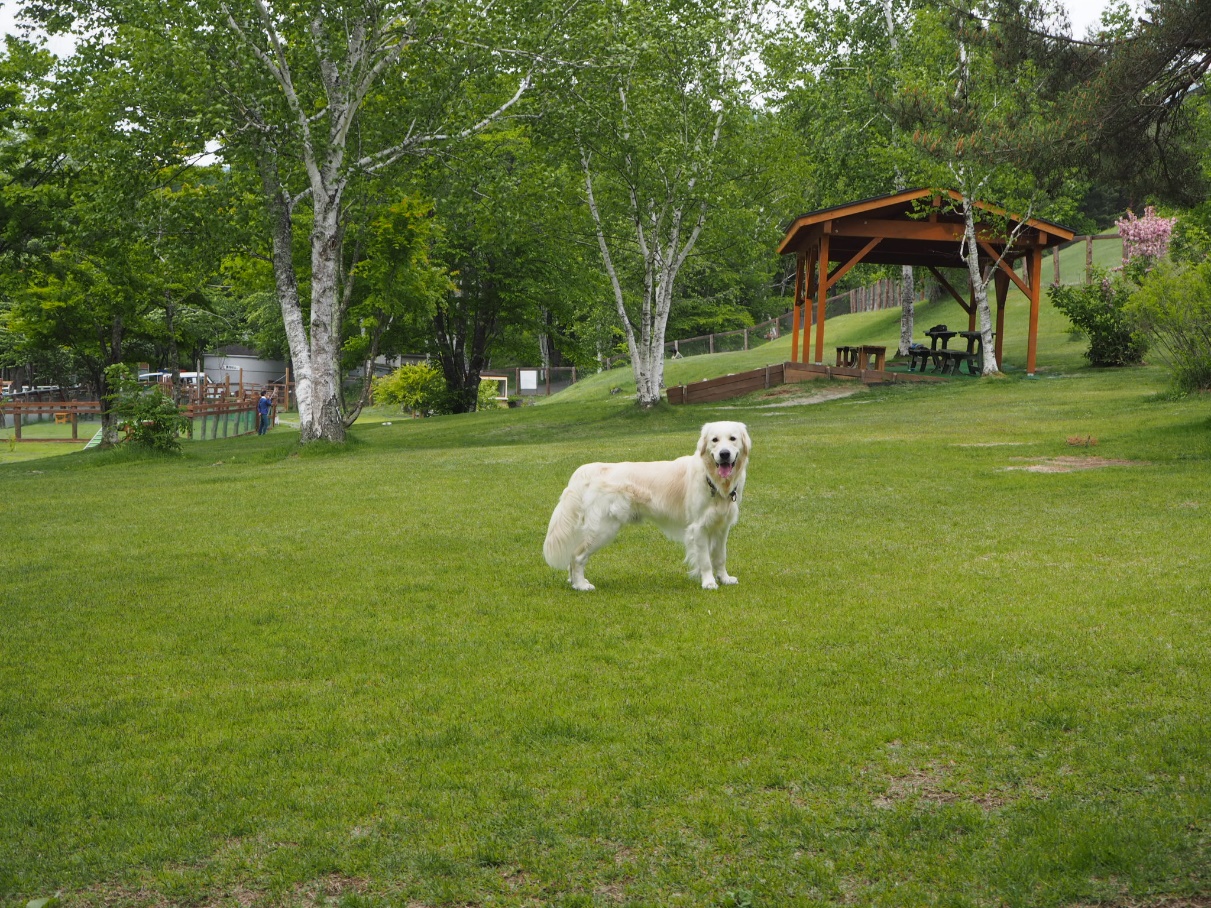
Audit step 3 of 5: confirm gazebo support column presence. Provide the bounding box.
[813,233,830,364]
[1026,246,1043,376]
[994,269,1009,367]
[791,252,805,363]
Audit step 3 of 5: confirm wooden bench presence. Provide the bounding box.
[55,412,70,425]
[907,344,934,372]
[835,346,859,368]
[856,345,887,371]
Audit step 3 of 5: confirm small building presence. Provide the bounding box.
[203,346,288,388]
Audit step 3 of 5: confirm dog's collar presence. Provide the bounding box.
[707,476,737,502]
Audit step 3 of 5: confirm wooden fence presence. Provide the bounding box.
[1,397,267,443]
[0,400,103,441]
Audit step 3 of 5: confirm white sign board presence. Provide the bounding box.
[520,370,539,391]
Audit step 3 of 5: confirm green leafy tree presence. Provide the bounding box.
[420,128,592,412]
[1127,260,1211,391]
[561,0,764,407]
[344,195,447,420]
[26,0,555,442]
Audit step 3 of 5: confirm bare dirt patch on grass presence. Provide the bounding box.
[872,762,1037,812]
[1006,456,1150,474]
[1066,898,1211,908]
[724,383,865,410]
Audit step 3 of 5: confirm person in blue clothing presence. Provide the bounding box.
[257,389,272,435]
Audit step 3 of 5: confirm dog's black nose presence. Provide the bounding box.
[719,451,732,463]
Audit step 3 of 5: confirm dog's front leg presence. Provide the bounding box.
[686,524,718,589]
[711,529,738,586]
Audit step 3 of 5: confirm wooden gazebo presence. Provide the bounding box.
[777,189,1075,376]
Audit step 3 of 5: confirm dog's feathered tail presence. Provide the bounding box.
[543,477,585,570]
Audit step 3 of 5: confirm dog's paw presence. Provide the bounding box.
[719,573,739,586]
[571,580,596,591]
[701,578,719,590]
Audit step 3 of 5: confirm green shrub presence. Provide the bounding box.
[1127,260,1211,392]
[104,365,191,453]
[1050,271,1148,367]
[372,362,446,415]
[477,378,503,411]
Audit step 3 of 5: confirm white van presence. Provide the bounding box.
[139,371,207,385]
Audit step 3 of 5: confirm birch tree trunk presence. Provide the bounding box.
[958,192,999,375]
[883,0,916,355]
[217,0,531,442]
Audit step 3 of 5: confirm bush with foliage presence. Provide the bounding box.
[1050,271,1148,367]
[104,365,191,452]
[477,378,503,411]
[1127,260,1211,392]
[372,362,446,415]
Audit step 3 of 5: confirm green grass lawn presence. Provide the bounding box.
[4,285,1210,908]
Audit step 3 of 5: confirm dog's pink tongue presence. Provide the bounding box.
[719,464,734,479]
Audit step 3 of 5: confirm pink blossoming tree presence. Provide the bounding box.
[1117,206,1177,267]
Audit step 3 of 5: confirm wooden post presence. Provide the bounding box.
[994,269,1009,369]
[743,328,748,351]
[71,411,78,440]
[284,367,291,409]
[1085,236,1094,284]
[1053,246,1061,285]
[13,407,20,440]
[791,251,805,363]
[814,233,830,364]
[1027,247,1043,376]
[239,368,244,400]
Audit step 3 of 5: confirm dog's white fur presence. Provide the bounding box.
[543,421,751,591]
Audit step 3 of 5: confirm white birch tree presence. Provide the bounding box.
[566,0,759,407]
[895,0,1071,374]
[29,0,545,441]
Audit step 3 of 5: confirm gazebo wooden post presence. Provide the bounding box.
[813,232,830,364]
[791,251,805,363]
[994,269,1010,368]
[805,245,819,360]
[1026,246,1043,376]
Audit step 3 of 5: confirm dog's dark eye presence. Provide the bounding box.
[712,437,718,442]
[729,436,736,441]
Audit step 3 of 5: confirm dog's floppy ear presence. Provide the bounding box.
[738,423,751,457]
[696,423,711,457]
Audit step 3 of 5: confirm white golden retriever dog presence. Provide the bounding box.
[543,421,751,591]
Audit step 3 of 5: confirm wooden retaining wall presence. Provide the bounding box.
[666,364,786,405]
[666,361,945,405]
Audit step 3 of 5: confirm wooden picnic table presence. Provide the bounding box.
[835,345,887,371]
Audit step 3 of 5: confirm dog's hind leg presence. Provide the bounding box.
[568,506,625,591]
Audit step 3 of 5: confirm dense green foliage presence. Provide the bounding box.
[1129,260,1211,391]
[371,361,447,415]
[1050,271,1149,367]
[103,364,191,452]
